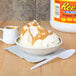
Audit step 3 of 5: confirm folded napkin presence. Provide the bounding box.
[4,45,65,63]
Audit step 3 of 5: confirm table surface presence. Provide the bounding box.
[0,21,76,76]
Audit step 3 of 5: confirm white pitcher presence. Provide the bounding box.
[0,26,19,44]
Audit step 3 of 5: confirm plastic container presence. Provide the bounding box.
[50,0,76,33]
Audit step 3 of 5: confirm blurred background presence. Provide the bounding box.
[0,0,50,20]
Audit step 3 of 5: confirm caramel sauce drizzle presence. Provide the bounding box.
[28,22,37,26]
[32,27,53,45]
[28,28,33,40]
[20,26,27,37]
[20,20,53,45]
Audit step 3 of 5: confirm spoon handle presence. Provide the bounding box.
[31,55,57,70]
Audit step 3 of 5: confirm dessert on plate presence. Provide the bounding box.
[19,20,60,48]
[16,20,62,55]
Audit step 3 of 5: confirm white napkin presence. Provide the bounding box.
[4,45,65,63]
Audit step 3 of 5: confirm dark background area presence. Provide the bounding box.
[0,0,50,20]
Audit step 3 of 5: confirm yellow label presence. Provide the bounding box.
[56,0,76,2]
[54,0,76,23]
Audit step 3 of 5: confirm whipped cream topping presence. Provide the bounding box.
[19,20,60,48]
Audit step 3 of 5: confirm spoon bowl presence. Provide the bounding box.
[58,49,75,59]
